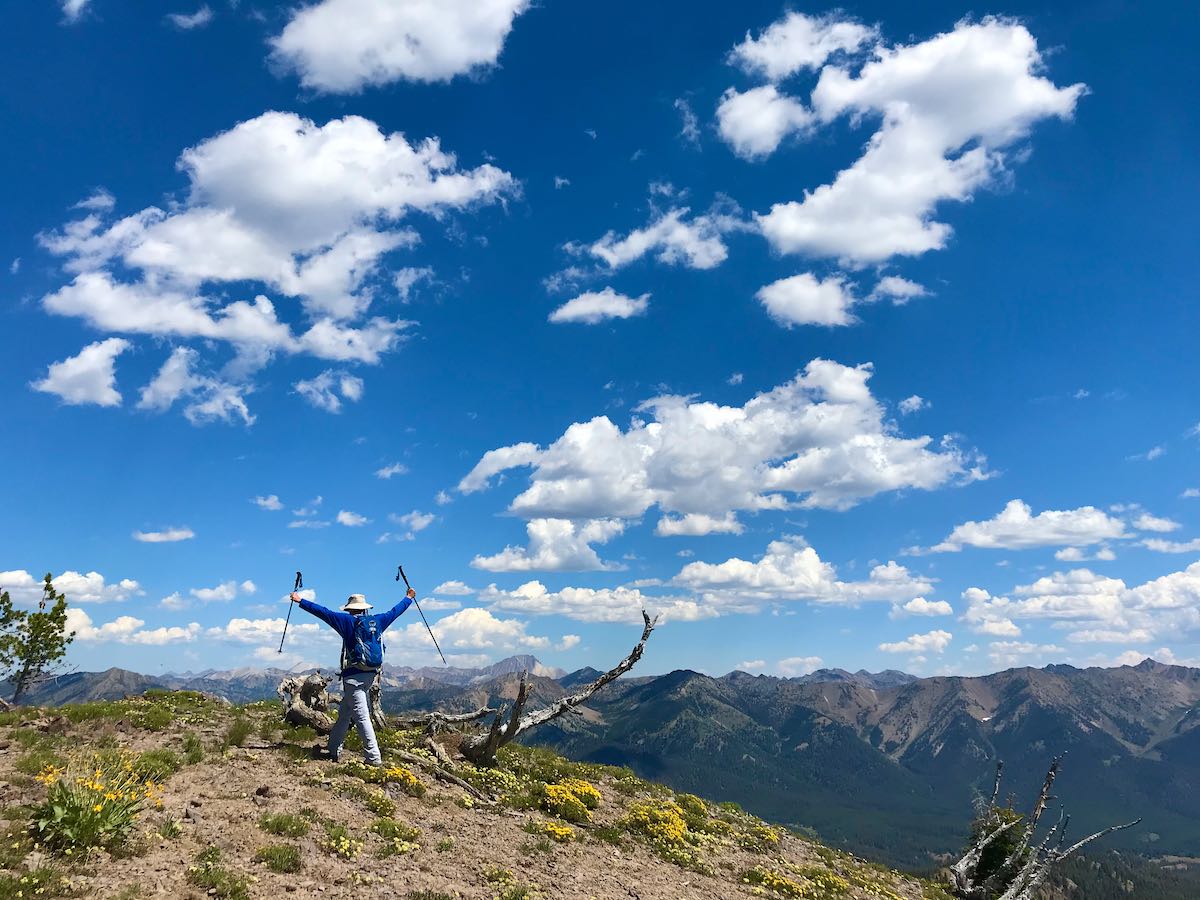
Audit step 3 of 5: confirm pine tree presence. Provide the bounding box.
[0,573,76,704]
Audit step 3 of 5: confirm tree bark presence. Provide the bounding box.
[277,672,336,734]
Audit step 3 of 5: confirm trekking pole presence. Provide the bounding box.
[278,571,302,653]
[396,565,447,666]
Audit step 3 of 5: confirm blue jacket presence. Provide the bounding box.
[298,597,413,676]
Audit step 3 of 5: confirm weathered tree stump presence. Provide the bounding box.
[277,672,335,734]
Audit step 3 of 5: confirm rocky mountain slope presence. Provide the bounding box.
[0,690,953,900]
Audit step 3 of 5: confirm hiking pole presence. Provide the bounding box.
[278,571,302,653]
[396,565,447,666]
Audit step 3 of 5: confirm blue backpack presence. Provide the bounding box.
[343,615,385,671]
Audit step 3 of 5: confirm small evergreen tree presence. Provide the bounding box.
[0,573,76,704]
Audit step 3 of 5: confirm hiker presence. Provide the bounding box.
[289,586,416,765]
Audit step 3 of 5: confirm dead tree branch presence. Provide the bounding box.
[459,610,658,767]
[394,707,498,733]
[948,757,1140,900]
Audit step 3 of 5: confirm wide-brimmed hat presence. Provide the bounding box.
[342,594,372,612]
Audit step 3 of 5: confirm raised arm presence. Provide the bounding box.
[376,588,416,631]
[294,596,351,637]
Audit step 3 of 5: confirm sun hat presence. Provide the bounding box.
[342,594,372,612]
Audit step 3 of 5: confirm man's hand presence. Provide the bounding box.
[290,592,303,603]
[406,587,416,600]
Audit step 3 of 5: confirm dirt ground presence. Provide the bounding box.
[0,702,945,900]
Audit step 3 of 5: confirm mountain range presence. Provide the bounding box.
[16,656,1200,875]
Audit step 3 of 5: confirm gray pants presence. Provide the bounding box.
[329,671,381,765]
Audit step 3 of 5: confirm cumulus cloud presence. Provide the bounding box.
[377,510,435,542]
[898,395,929,415]
[31,338,130,407]
[963,563,1200,644]
[66,608,201,645]
[655,512,744,537]
[294,370,364,413]
[892,597,953,617]
[270,0,531,92]
[0,569,142,606]
[336,510,370,527]
[132,526,195,543]
[460,360,981,523]
[61,0,91,23]
[398,607,549,651]
[432,580,473,596]
[752,18,1085,266]
[777,655,824,677]
[479,580,710,624]
[929,500,1127,552]
[471,518,626,573]
[674,536,934,607]
[729,11,878,80]
[549,288,649,325]
[879,629,952,654]
[870,276,928,304]
[716,86,813,160]
[375,463,408,479]
[1134,513,1181,533]
[1054,545,1116,562]
[189,579,255,603]
[166,5,213,29]
[988,640,1064,667]
[1142,537,1200,553]
[581,206,741,271]
[253,495,284,511]
[756,272,857,327]
[138,347,254,426]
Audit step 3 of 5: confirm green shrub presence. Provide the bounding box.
[187,847,250,900]
[182,733,204,764]
[320,823,362,858]
[223,717,253,749]
[259,812,309,837]
[14,748,65,776]
[157,818,183,839]
[254,844,302,873]
[371,818,420,841]
[133,749,180,782]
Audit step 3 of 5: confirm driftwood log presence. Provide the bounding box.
[276,610,659,773]
[949,757,1141,900]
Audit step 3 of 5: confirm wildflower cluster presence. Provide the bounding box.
[461,764,520,798]
[30,752,164,856]
[743,865,850,898]
[738,822,782,852]
[540,778,601,823]
[342,761,425,797]
[527,820,574,843]
[319,824,363,859]
[371,817,421,857]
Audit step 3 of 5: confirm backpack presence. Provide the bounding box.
[342,615,385,671]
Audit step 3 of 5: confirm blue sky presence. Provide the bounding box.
[2,0,1197,680]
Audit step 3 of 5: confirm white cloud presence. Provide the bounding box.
[375,462,409,479]
[66,608,201,645]
[777,655,824,677]
[288,519,331,529]
[727,373,744,385]
[392,266,434,302]
[988,640,1064,667]
[432,580,473,596]
[549,288,649,325]
[160,592,188,611]
[292,496,323,516]
[270,0,531,92]
[336,510,370,527]
[418,598,461,612]
[61,0,91,23]
[31,338,130,407]
[479,580,711,624]
[1127,445,1165,462]
[74,189,116,212]
[898,395,928,415]
[716,86,812,160]
[879,629,952,654]
[583,207,739,271]
[132,526,195,543]
[397,607,548,651]
[378,510,435,541]
[166,5,213,29]
[930,499,1127,552]
[674,98,701,147]
[460,360,981,520]
[208,616,323,645]
[557,634,581,651]
[756,272,857,327]
[675,537,934,609]
[0,569,142,606]
[870,276,928,304]
[38,112,514,413]
[253,494,284,511]
[1134,513,1181,533]
[753,19,1084,265]
[736,659,766,671]
[138,347,254,426]
[1142,538,1200,553]
[189,580,243,603]
[471,518,626,573]
[729,11,877,81]
[1054,545,1116,562]
[655,512,744,537]
[1181,488,1199,499]
[892,597,953,617]
[295,370,364,413]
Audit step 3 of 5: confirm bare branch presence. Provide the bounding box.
[1056,818,1142,861]
[989,760,1005,807]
